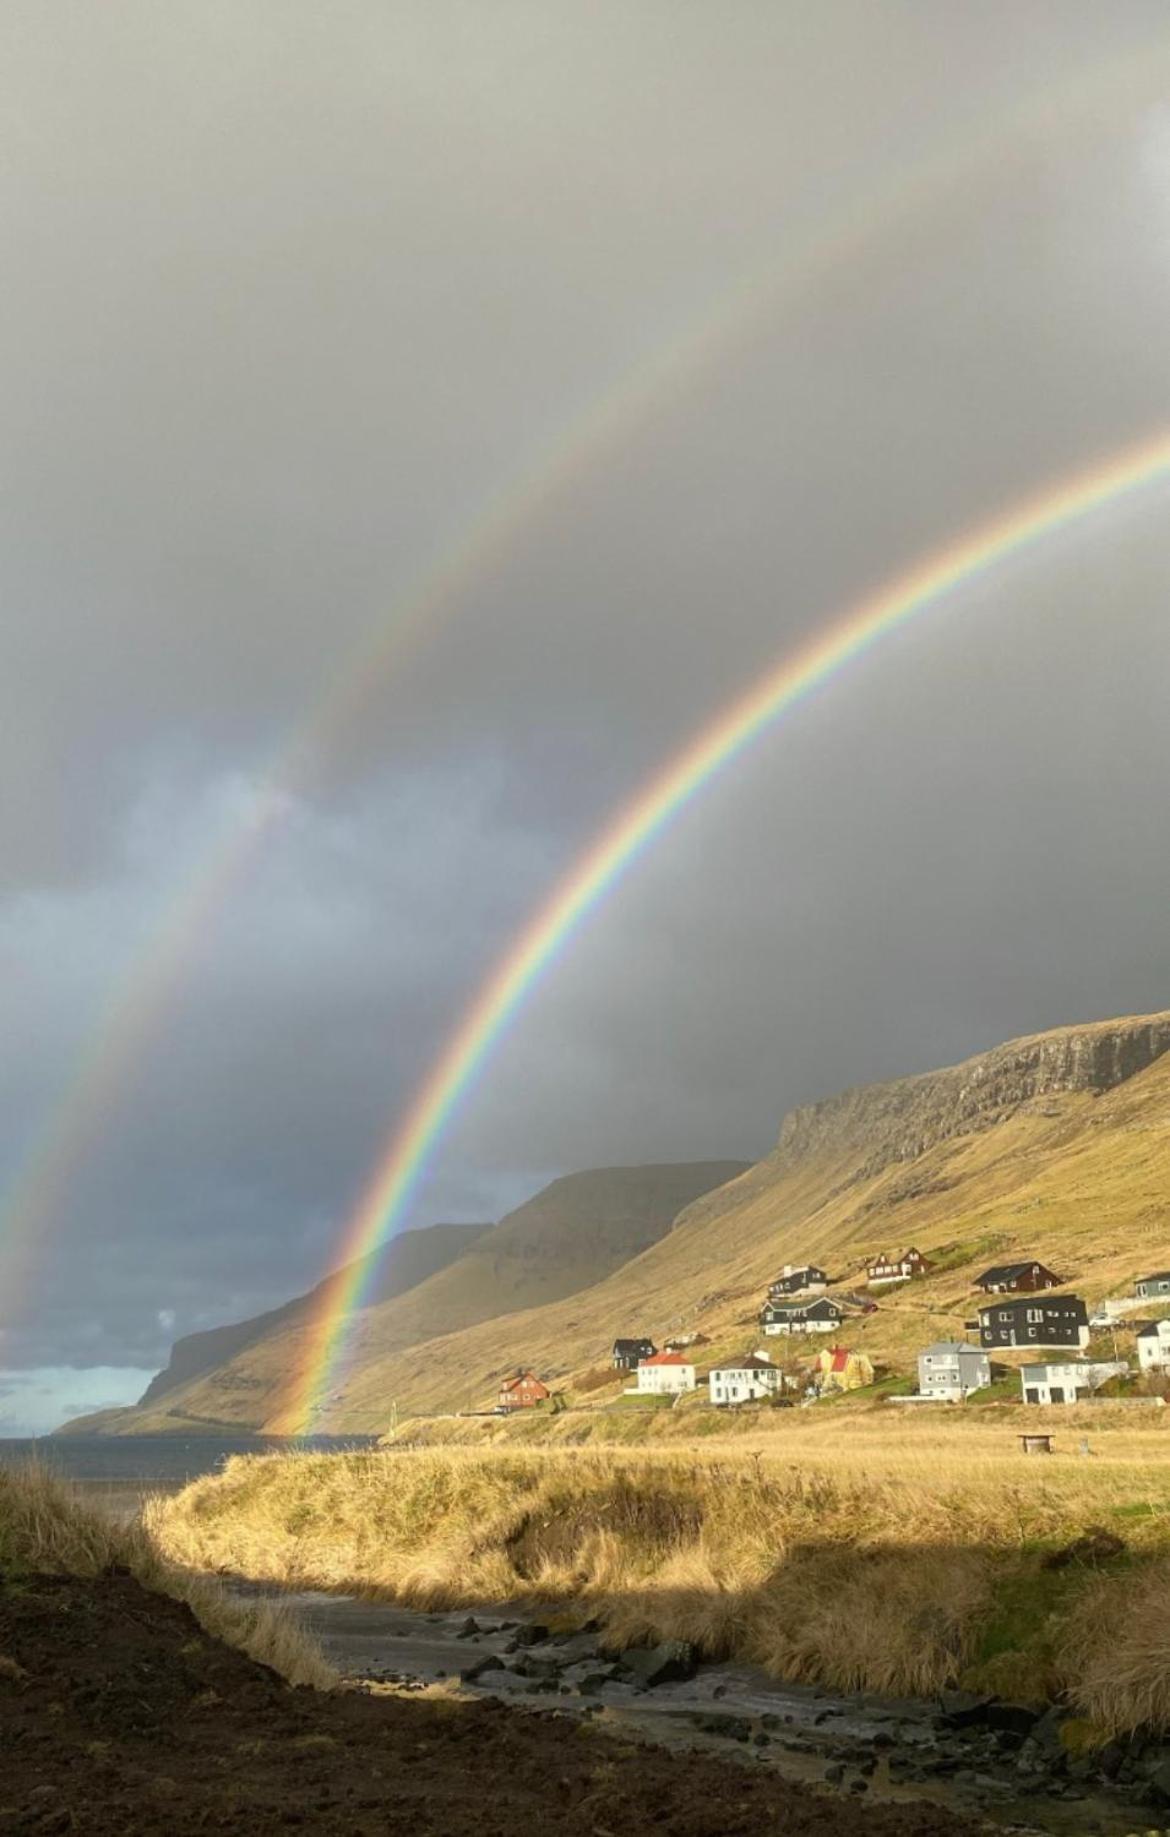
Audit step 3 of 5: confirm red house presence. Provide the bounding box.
[497,1370,551,1412]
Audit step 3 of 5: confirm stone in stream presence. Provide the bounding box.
[455,1616,480,1639]
[510,1623,550,1649]
[575,1667,624,1696]
[618,1640,696,1688]
[459,1654,505,1684]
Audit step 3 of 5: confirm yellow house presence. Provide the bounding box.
[813,1346,875,1393]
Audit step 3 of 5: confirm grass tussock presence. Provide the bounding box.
[0,1463,334,1691]
[148,1426,1170,1725]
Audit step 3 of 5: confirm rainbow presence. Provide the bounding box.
[278,426,1170,1432]
[3,36,1168,1317]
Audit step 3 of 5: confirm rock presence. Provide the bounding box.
[752,1733,770,1748]
[823,1762,846,1785]
[509,1654,562,1680]
[576,1668,623,1696]
[856,1756,878,1777]
[972,1774,1017,1798]
[1031,1706,1073,1759]
[848,1778,868,1794]
[619,1641,696,1688]
[938,1690,994,1730]
[984,1702,1041,1737]
[760,1713,780,1730]
[459,1655,504,1685]
[1146,1759,1170,1805]
[511,1624,550,1649]
[455,1617,480,1639]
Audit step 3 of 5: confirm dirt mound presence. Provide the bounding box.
[0,1570,972,1835]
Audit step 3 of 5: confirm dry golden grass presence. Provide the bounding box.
[0,1462,334,1691]
[149,1420,1170,1728]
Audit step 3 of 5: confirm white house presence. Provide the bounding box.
[709,1353,783,1406]
[760,1297,842,1337]
[917,1342,990,1401]
[1019,1359,1126,1405]
[634,1350,696,1395]
[1137,1319,1170,1372]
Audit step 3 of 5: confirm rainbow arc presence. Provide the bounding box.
[278,427,1170,1433]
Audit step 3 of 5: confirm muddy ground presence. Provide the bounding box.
[0,1571,983,1837]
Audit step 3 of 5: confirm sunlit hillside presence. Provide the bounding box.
[88,1161,747,1434]
[294,1010,1170,1431]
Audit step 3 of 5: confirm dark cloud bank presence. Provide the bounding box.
[2,3,1170,1432]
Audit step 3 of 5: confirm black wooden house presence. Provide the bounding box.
[975,1295,1089,1352]
[612,1337,657,1371]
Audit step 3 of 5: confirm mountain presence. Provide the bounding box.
[71,1009,1170,1436]
[136,1221,490,1408]
[79,1160,748,1434]
[314,1009,1170,1428]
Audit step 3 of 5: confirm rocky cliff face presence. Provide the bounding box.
[774,1012,1170,1185]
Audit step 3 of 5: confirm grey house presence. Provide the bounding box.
[917,1342,991,1401]
[1136,1272,1170,1302]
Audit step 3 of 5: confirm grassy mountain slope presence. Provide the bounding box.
[321,1010,1170,1430]
[92,1161,748,1434]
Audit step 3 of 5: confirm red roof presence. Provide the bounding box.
[640,1350,691,1367]
[828,1347,850,1373]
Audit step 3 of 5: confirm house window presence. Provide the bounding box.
[1026,1308,1044,1323]
[1049,1386,1064,1403]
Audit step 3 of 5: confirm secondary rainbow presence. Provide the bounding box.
[279,426,1170,1433]
[4,37,1168,1317]
[2,36,1162,1292]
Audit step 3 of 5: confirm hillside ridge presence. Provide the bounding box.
[137,1221,490,1408]
[773,1010,1170,1181]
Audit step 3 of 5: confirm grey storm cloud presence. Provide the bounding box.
[3,1,1170,1426]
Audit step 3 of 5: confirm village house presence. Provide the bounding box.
[768,1264,828,1298]
[497,1370,551,1412]
[611,1337,657,1371]
[866,1247,931,1286]
[1136,1271,1170,1301]
[1137,1319,1170,1372]
[708,1352,783,1406]
[634,1350,696,1395]
[760,1296,843,1337]
[1019,1359,1127,1405]
[917,1341,991,1401]
[813,1346,874,1393]
[974,1260,1062,1294]
[976,1295,1089,1352]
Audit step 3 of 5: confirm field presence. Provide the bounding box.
[149,1410,1170,1738]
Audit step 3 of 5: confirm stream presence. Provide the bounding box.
[238,1586,1147,1836]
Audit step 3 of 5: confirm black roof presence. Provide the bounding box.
[1139,1272,1170,1284]
[612,1336,655,1350]
[976,1261,1056,1284]
[763,1295,840,1315]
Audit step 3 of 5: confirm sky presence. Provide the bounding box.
[3,2,1170,1433]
